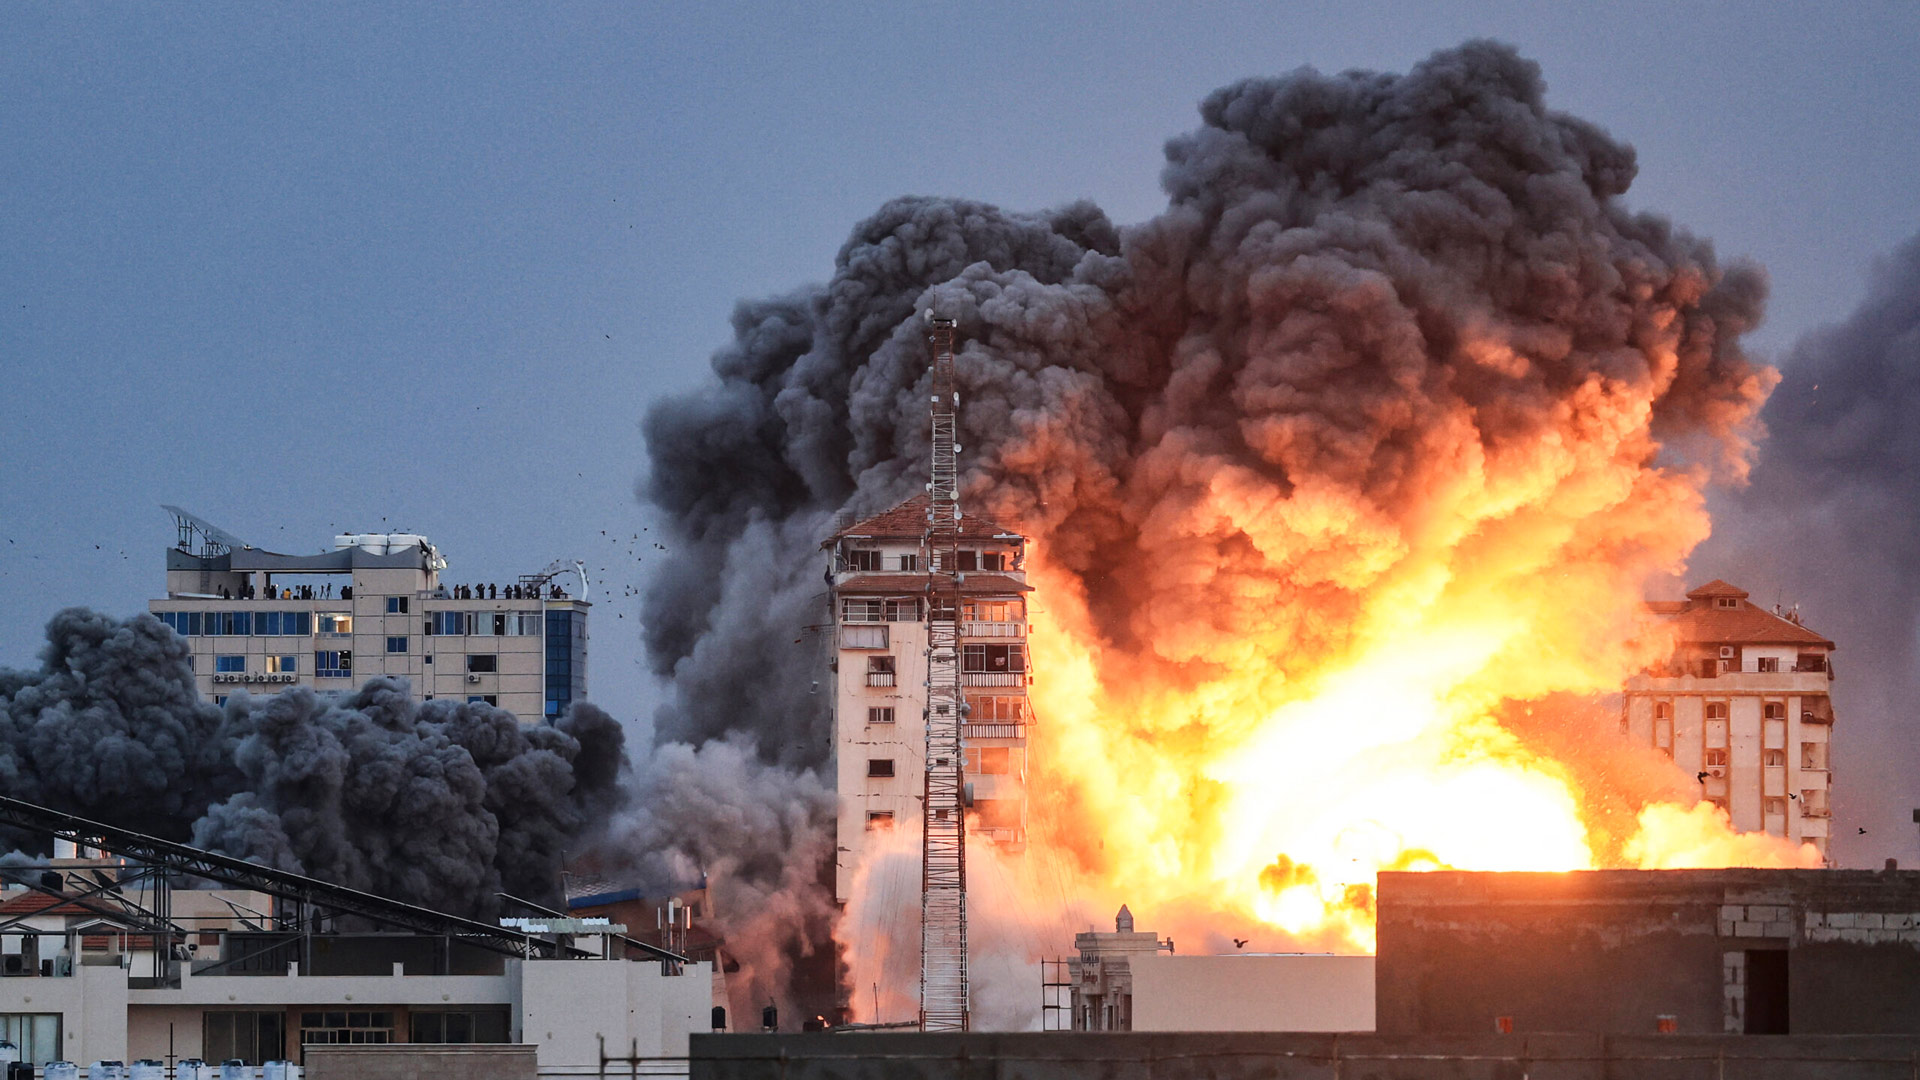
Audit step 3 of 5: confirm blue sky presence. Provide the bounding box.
[3,2,1917,763]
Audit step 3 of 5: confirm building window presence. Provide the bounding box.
[318,614,352,635]
[968,695,1027,722]
[466,654,498,673]
[1704,749,1729,768]
[841,599,883,623]
[315,651,351,679]
[298,1010,394,1049]
[898,554,918,572]
[1764,750,1787,767]
[386,596,409,614]
[267,655,297,674]
[386,636,408,653]
[867,759,896,778]
[1755,656,1779,673]
[841,625,888,649]
[1802,742,1828,770]
[867,707,895,725]
[1716,597,1738,609]
[409,1009,508,1045]
[866,656,896,687]
[206,1010,286,1066]
[883,598,920,622]
[846,549,882,572]
[467,695,498,706]
[0,1013,62,1066]
[955,550,978,572]
[962,644,1026,673]
[215,655,245,673]
[510,613,543,635]
[1764,797,1787,816]
[981,551,1005,571]
[1706,701,1729,721]
[1763,701,1786,721]
[964,600,1024,624]
[213,695,228,706]
[866,811,895,829]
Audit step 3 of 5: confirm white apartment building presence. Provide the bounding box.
[149,509,587,726]
[1622,580,1836,859]
[823,495,1033,903]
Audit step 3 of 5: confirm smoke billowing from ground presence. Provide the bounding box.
[0,608,623,916]
[640,39,1796,1020]
[1694,232,1920,861]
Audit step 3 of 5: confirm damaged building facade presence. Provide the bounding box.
[823,495,1033,903]
[1623,581,1836,858]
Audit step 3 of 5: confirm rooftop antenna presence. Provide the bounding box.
[160,506,250,557]
[918,311,969,1032]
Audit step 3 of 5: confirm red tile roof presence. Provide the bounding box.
[825,494,1023,546]
[1648,583,1835,648]
[0,891,98,917]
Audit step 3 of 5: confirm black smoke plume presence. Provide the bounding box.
[1696,232,1920,861]
[0,607,623,916]
[638,39,1773,1016]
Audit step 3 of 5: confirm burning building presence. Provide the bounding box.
[824,495,1033,903]
[1625,581,1836,859]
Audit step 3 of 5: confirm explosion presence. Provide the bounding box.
[642,40,1824,1010]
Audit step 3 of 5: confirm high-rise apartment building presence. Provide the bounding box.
[149,508,587,726]
[1622,580,1835,860]
[824,495,1033,902]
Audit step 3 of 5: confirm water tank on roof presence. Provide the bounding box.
[261,1062,297,1080]
[334,533,429,554]
[131,1063,167,1080]
[175,1059,210,1080]
[0,1041,15,1065]
[89,1062,126,1080]
[42,1063,77,1080]
[219,1061,249,1080]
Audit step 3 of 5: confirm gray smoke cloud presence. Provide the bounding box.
[0,608,624,916]
[637,39,1775,1015]
[1695,233,1920,863]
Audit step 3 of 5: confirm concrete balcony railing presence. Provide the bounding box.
[962,722,1027,740]
[962,621,1025,638]
[963,672,1025,687]
[866,673,897,688]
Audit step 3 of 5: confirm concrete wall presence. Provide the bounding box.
[1377,869,1920,1036]
[305,1044,536,1080]
[515,958,710,1067]
[691,1031,1920,1080]
[1128,955,1373,1032]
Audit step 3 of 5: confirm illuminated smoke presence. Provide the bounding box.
[641,38,1800,980]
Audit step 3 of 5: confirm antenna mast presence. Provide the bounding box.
[919,313,969,1032]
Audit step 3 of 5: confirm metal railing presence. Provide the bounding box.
[961,621,1024,638]
[962,672,1023,687]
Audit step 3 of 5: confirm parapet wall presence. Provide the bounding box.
[692,1032,1920,1080]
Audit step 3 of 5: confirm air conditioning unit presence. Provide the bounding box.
[1708,767,1727,778]
[1719,646,1736,659]
[466,673,482,683]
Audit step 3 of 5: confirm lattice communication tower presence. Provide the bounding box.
[919,313,970,1031]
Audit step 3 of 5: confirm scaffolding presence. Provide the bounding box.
[919,313,970,1032]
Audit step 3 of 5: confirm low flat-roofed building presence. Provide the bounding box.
[1128,953,1375,1032]
[1378,869,1920,1036]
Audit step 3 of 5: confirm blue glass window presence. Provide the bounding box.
[386,596,409,614]
[188,611,202,636]
[386,636,408,653]
[295,611,311,635]
[315,651,352,679]
[260,612,280,636]
[215,655,244,673]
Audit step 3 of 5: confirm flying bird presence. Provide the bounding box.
[1232,938,1248,949]
[1860,827,1868,835]
[1696,771,1710,782]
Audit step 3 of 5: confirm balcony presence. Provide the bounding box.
[963,621,1025,638]
[866,673,897,688]
[963,672,1024,687]
[963,722,1027,740]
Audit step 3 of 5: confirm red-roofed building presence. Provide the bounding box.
[823,495,1034,902]
[1625,581,1836,860]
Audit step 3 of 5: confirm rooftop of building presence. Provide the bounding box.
[824,494,1025,547]
[834,571,1032,595]
[1645,580,1835,649]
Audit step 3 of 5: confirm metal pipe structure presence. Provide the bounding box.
[918,313,970,1031]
